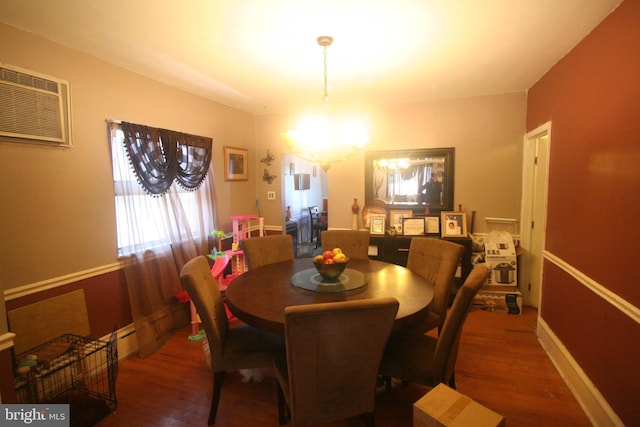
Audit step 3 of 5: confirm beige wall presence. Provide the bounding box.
[0,23,256,290]
[1,21,526,291]
[256,92,526,230]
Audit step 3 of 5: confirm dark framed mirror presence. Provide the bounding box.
[364,147,455,214]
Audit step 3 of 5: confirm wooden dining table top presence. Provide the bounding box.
[225,257,434,335]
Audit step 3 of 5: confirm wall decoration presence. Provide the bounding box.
[224,146,248,181]
[289,162,295,175]
[365,147,455,213]
[313,166,317,177]
[441,211,467,238]
[263,169,277,184]
[260,148,275,166]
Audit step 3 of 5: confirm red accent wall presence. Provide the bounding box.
[0,350,17,403]
[5,269,132,339]
[541,262,640,416]
[527,1,640,423]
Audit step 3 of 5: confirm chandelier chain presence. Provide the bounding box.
[323,43,329,107]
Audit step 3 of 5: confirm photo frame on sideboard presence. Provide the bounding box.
[441,211,467,238]
[390,210,412,233]
[402,217,425,236]
[369,214,387,235]
[424,215,441,234]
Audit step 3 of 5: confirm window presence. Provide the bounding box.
[109,123,216,256]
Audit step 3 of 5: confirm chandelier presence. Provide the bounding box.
[285,36,369,172]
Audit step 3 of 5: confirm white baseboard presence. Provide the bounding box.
[537,317,623,427]
[99,323,138,361]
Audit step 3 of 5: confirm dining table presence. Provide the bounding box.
[225,257,434,335]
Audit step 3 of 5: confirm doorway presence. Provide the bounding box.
[519,122,551,308]
[281,153,327,256]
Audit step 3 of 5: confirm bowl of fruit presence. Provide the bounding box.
[313,248,349,281]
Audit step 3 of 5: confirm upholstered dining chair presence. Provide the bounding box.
[241,234,295,270]
[308,206,328,248]
[406,237,464,334]
[274,297,399,427]
[320,229,371,260]
[179,255,285,425]
[379,263,489,390]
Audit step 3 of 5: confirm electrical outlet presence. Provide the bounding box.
[267,191,276,200]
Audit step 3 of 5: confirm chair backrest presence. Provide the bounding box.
[179,255,229,372]
[241,234,294,269]
[284,297,399,426]
[406,238,464,326]
[432,263,489,384]
[308,206,322,226]
[320,230,370,259]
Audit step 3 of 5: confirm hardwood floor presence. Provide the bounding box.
[97,307,591,426]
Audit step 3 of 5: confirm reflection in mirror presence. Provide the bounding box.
[364,148,455,213]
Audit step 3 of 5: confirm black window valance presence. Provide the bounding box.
[121,122,212,196]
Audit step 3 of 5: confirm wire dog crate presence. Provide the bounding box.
[14,333,117,425]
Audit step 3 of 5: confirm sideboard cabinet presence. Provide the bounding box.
[369,235,473,287]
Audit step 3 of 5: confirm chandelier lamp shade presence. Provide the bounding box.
[285,36,370,171]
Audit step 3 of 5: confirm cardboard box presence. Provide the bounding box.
[414,383,505,427]
[473,285,522,314]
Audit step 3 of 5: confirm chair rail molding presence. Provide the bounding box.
[3,262,122,301]
[0,332,16,351]
[543,250,639,325]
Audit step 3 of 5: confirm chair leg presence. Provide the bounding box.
[208,370,226,425]
[448,372,456,390]
[361,411,375,427]
[275,381,289,425]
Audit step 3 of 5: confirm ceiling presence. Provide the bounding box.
[0,0,622,115]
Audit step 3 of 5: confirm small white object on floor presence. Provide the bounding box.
[203,337,264,383]
[238,368,264,383]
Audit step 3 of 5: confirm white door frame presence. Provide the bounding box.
[519,121,551,308]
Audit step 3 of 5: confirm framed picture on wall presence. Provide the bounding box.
[441,212,467,238]
[224,146,248,181]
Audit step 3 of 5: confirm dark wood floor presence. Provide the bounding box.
[97,307,591,426]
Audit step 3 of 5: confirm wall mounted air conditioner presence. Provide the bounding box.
[0,63,72,147]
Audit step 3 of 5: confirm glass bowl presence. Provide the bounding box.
[313,258,349,281]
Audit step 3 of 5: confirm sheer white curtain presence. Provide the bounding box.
[109,122,218,357]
